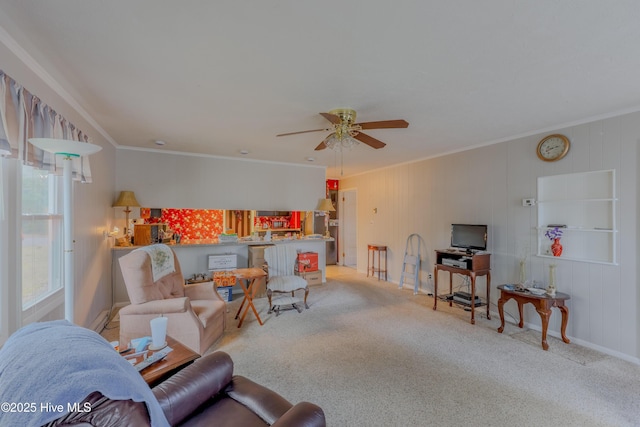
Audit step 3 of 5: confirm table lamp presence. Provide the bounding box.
[315,198,335,237]
[315,198,335,212]
[112,190,141,237]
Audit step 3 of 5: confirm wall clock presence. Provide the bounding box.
[536,134,570,162]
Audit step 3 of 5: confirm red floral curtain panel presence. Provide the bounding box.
[141,208,224,240]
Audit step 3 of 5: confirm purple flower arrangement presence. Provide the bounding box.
[545,227,563,240]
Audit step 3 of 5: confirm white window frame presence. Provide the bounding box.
[0,158,19,345]
[20,163,65,324]
[0,157,65,345]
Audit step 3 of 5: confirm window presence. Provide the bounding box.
[21,165,63,308]
[0,158,8,344]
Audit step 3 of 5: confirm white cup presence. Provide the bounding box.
[150,316,168,349]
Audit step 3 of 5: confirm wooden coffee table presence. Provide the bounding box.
[128,336,200,386]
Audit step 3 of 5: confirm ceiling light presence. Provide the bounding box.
[323,126,360,151]
[306,157,315,162]
[240,149,250,155]
[322,124,359,176]
[154,140,166,146]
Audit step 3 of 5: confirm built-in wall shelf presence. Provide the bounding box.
[536,169,617,265]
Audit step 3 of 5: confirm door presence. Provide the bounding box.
[339,189,357,267]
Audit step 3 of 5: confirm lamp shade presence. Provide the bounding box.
[315,198,335,212]
[113,191,140,207]
[29,138,102,157]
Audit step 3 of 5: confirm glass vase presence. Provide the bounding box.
[551,238,563,257]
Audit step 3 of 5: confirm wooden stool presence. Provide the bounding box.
[367,244,387,281]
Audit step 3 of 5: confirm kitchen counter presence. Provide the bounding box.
[112,236,333,250]
[111,237,330,305]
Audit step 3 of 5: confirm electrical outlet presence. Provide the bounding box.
[427,272,433,280]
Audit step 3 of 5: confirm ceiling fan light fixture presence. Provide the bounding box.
[277,108,408,175]
[323,132,359,151]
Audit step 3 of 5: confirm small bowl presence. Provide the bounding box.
[527,287,547,296]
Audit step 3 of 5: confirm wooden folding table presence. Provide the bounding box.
[232,267,267,328]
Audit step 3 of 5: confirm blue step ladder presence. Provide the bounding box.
[399,233,421,294]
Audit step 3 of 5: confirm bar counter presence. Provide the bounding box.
[112,237,332,305]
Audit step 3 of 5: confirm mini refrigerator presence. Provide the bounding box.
[312,212,336,265]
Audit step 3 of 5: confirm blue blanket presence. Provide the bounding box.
[0,320,169,427]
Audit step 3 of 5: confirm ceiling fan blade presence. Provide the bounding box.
[353,132,387,149]
[276,128,331,137]
[356,119,409,130]
[314,141,328,151]
[319,112,341,124]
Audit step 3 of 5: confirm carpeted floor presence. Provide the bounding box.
[509,330,608,365]
[103,266,640,426]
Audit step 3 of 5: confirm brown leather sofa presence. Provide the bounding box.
[154,351,325,426]
[0,321,325,427]
[44,351,326,426]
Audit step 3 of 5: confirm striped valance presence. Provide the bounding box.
[0,70,94,183]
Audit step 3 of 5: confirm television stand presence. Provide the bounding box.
[433,249,491,325]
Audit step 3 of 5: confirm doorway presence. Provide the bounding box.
[225,210,252,237]
[339,188,357,267]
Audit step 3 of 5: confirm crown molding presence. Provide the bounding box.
[0,23,117,148]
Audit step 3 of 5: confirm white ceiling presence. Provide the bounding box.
[2,1,640,178]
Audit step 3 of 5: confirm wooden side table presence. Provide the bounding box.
[128,336,200,387]
[367,244,387,281]
[496,285,570,350]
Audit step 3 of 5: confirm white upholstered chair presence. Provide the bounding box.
[118,244,226,355]
[264,245,309,315]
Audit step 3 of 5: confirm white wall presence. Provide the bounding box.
[341,112,639,362]
[3,24,326,335]
[115,148,326,211]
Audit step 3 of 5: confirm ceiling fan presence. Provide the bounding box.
[277,108,409,151]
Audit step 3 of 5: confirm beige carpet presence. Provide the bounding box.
[103,266,640,426]
[509,330,608,365]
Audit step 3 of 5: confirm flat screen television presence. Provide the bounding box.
[450,224,487,252]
